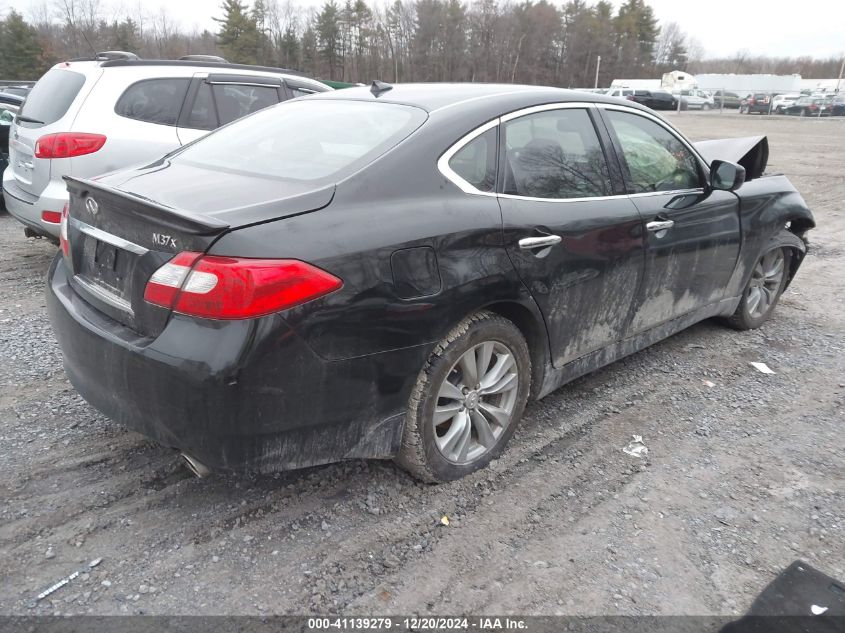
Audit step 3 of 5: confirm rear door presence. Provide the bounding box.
[497,104,645,367]
[8,67,97,198]
[598,106,741,334]
[177,73,286,145]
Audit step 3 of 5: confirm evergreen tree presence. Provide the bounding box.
[316,2,342,79]
[213,0,260,64]
[0,11,46,79]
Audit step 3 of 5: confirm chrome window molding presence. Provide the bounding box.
[71,218,149,256]
[438,100,710,201]
[437,117,500,196]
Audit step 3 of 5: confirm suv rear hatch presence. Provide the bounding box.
[63,176,334,338]
[8,66,101,200]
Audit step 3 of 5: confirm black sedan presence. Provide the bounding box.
[47,84,814,482]
[784,96,833,117]
[626,89,677,110]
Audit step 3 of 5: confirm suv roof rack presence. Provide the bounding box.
[68,51,140,62]
[179,55,228,63]
[98,58,306,77]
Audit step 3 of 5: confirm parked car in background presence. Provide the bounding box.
[712,91,741,108]
[605,87,635,99]
[672,89,715,110]
[46,84,814,481]
[783,96,833,117]
[0,92,24,206]
[627,89,677,110]
[831,95,845,116]
[772,93,801,113]
[4,51,329,241]
[740,93,772,114]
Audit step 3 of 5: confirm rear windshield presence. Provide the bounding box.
[173,100,427,183]
[19,69,86,126]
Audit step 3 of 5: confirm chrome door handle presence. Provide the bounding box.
[518,235,562,250]
[646,220,675,232]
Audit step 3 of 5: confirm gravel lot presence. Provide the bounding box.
[0,112,842,616]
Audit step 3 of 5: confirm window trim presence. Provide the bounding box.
[113,77,191,128]
[437,118,500,196]
[438,102,710,203]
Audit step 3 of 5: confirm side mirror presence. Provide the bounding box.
[710,159,746,192]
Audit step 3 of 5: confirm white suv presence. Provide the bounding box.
[4,53,329,240]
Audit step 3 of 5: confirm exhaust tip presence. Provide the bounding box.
[181,452,212,478]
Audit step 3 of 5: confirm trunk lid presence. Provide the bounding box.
[63,175,334,337]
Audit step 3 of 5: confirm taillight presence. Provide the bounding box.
[34,133,107,159]
[144,253,343,319]
[59,204,69,257]
[42,210,62,224]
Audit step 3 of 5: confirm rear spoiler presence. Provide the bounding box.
[693,135,769,181]
[64,176,230,235]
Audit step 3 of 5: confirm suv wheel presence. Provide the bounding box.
[396,311,531,482]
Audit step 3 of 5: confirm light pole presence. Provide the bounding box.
[594,55,601,90]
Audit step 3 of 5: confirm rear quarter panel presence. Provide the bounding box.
[208,112,539,361]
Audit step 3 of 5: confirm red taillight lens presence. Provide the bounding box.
[34,133,107,159]
[42,210,62,224]
[144,254,343,320]
[59,204,69,257]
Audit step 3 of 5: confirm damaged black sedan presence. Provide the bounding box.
[47,84,814,482]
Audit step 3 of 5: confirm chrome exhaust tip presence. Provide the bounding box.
[180,452,212,478]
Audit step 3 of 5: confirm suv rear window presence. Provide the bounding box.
[18,69,85,126]
[115,78,190,126]
[173,100,426,183]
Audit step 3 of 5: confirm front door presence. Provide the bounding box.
[498,105,645,367]
[599,107,741,334]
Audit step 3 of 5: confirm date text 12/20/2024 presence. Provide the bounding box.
[307,617,528,630]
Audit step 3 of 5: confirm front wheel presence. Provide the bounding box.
[702,103,711,110]
[396,311,531,482]
[724,247,791,330]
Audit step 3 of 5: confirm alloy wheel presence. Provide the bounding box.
[432,341,519,464]
[746,249,785,319]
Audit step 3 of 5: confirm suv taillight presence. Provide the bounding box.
[35,133,107,159]
[144,253,343,319]
[59,204,69,257]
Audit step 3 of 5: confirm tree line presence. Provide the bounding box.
[0,0,841,85]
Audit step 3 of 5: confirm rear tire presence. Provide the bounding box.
[723,247,791,330]
[396,311,531,483]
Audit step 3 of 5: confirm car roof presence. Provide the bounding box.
[305,82,652,114]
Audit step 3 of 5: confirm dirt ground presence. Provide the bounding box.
[0,112,842,617]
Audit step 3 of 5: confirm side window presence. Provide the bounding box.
[605,110,702,193]
[186,82,217,130]
[448,127,497,192]
[502,108,612,199]
[115,78,190,126]
[211,84,280,126]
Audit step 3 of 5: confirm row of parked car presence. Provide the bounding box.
[1,52,329,238]
[600,87,845,117]
[736,92,845,116]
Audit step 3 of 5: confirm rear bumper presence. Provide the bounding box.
[3,171,68,239]
[47,254,426,473]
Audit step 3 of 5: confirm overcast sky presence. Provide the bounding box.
[10,0,845,60]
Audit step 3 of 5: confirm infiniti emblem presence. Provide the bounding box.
[85,197,99,215]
